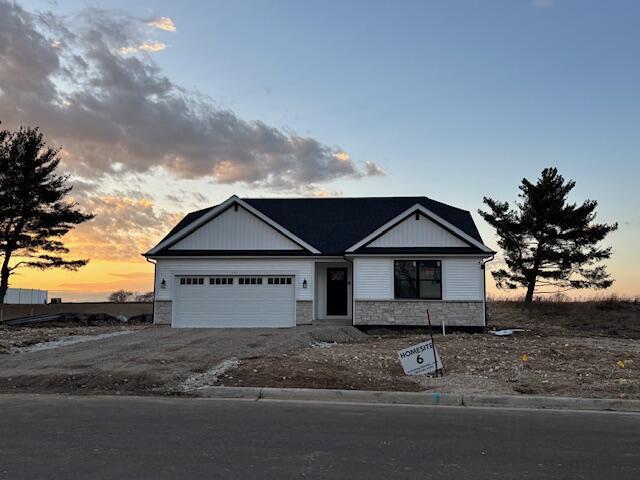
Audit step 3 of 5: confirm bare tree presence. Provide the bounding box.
[134,291,154,302]
[108,290,134,303]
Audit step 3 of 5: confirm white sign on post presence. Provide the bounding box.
[398,340,443,375]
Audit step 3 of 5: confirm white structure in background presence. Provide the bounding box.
[3,288,48,304]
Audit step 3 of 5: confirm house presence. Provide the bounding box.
[144,195,494,328]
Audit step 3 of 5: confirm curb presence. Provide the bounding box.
[193,386,640,413]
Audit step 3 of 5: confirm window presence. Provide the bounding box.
[209,277,234,285]
[239,277,262,285]
[267,277,292,285]
[394,260,442,299]
[181,277,205,286]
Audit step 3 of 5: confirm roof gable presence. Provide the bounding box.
[146,196,320,255]
[169,204,303,251]
[366,212,470,249]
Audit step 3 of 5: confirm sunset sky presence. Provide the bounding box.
[2,0,638,301]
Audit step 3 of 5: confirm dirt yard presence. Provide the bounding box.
[0,323,366,395]
[0,323,149,354]
[0,301,638,399]
[215,301,640,399]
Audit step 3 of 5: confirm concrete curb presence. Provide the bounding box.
[194,386,640,413]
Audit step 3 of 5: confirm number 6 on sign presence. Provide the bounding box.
[397,340,442,375]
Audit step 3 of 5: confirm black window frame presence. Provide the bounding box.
[393,260,442,300]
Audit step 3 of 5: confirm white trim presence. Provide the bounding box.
[345,203,493,253]
[347,253,491,258]
[146,195,321,255]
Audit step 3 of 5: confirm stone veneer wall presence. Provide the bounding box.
[296,300,313,325]
[354,300,484,327]
[154,300,172,325]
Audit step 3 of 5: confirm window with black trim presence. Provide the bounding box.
[394,260,442,299]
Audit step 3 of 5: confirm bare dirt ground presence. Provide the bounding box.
[216,302,640,399]
[0,323,148,354]
[0,323,365,395]
[1,301,638,399]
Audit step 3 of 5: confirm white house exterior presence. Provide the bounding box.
[144,195,494,328]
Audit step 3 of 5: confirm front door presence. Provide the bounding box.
[326,268,348,316]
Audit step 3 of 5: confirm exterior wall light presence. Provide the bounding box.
[160,279,166,289]
[302,279,307,289]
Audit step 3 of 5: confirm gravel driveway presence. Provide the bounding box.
[0,324,366,395]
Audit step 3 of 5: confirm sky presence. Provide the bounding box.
[2,0,638,301]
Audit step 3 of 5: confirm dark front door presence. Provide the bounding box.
[326,268,348,316]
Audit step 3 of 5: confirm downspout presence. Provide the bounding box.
[343,254,354,326]
[480,255,494,328]
[145,256,156,324]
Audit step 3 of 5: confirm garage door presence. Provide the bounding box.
[173,275,295,328]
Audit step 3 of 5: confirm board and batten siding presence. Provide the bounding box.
[354,257,484,301]
[367,215,468,248]
[169,205,302,251]
[154,258,314,302]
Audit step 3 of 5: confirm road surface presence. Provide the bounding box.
[1,395,638,479]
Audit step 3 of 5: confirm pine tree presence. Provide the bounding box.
[479,168,618,303]
[0,125,94,304]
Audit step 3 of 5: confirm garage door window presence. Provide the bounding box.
[180,277,204,285]
[239,277,263,285]
[209,277,234,285]
[267,277,292,285]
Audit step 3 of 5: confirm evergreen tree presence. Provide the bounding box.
[479,167,617,303]
[0,125,94,304]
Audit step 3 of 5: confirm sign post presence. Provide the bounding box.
[425,309,442,377]
[397,309,443,376]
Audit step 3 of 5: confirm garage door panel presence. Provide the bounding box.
[173,275,295,328]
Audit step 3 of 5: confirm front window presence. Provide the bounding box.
[394,260,442,299]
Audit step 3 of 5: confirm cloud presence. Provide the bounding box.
[364,160,385,176]
[108,271,154,279]
[64,189,184,261]
[119,42,166,54]
[147,16,176,32]
[0,1,384,192]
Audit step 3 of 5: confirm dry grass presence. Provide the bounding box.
[489,300,640,339]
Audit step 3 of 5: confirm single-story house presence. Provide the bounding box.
[144,195,494,328]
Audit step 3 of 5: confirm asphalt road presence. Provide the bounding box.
[1,395,639,480]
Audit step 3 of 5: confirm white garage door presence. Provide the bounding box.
[173,275,295,328]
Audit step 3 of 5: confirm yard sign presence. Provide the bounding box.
[397,340,443,375]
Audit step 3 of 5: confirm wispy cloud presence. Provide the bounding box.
[147,16,176,32]
[108,271,154,279]
[119,41,166,54]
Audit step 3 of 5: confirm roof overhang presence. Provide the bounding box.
[144,195,321,256]
[345,203,493,254]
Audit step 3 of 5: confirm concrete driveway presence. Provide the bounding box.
[0,324,366,395]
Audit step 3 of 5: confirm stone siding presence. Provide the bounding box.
[154,300,172,325]
[354,300,484,327]
[296,300,313,325]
